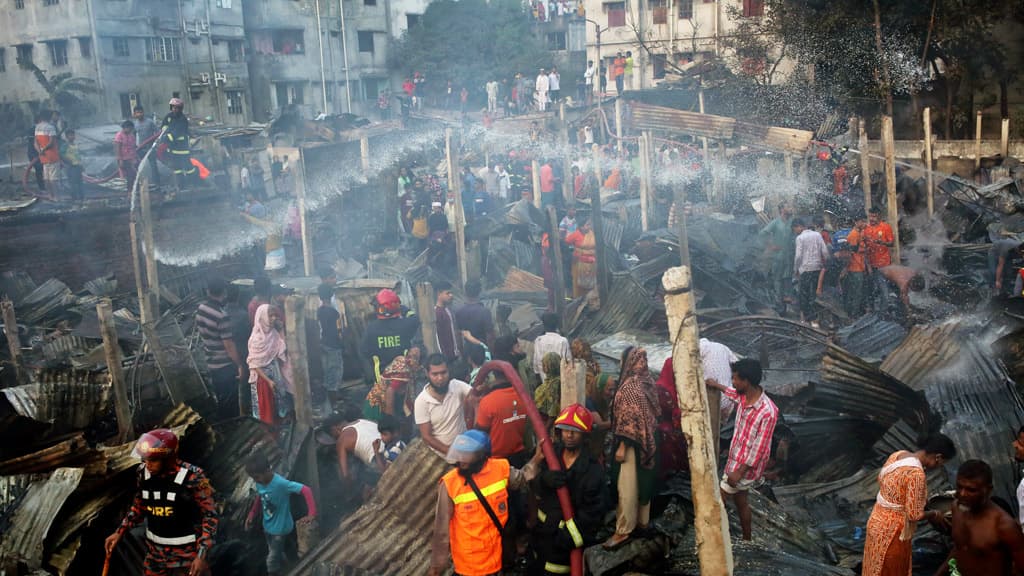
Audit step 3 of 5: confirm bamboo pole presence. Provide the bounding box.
[284,294,320,502]
[590,145,607,304]
[614,98,624,152]
[532,159,542,209]
[98,298,132,443]
[138,178,160,321]
[923,107,934,217]
[859,118,872,211]
[559,358,586,409]
[295,149,314,276]
[415,283,438,355]
[1001,117,1010,159]
[1,298,23,384]
[360,135,370,175]
[881,116,900,264]
[446,128,468,285]
[639,132,650,232]
[547,206,567,320]
[975,110,982,170]
[663,266,733,576]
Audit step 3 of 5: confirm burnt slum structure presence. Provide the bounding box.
[2,106,1024,576]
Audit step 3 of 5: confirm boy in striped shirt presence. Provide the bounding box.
[707,358,778,540]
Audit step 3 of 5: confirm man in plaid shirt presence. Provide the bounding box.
[707,358,778,540]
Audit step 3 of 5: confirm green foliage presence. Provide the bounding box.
[26,63,98,124]
[391,0,550,92]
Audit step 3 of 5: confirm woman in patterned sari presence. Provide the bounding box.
[862,434,956,576]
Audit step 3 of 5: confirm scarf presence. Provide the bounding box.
[611,348,658,469]
[655,357,681,426]
[247,304,290,389]
[571,338,602,400]
[535,352,563,418]
[366,351,418,411]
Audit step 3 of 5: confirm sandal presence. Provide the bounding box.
[602,533,631,550]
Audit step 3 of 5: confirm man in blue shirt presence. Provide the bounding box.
[245,452,317,575]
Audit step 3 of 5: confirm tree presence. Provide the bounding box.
[390,0,549,98]
[25,62,98,124]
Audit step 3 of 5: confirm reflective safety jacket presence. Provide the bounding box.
[162,114,190,155]
[441,458,510,576]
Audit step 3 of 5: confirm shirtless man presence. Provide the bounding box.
[935,459,1024,576]
[876,265,925,318]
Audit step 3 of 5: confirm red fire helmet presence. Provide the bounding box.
[133,429,179,460]
[554,403,593,433]
[375,289,402,319]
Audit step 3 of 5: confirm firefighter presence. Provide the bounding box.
[429,430,543,576]
[162,97,197,192]
[105,429,218,576]
[360,288,420,383]
[530,404,608,575]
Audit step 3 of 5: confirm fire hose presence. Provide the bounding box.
[471,360,583,576]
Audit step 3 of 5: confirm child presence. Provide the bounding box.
[113,120,138,193]
[317,283,344,400]
[559,206,578,238]
[245,452,317,576]
[62,129,84,204]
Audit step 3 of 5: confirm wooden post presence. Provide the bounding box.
[923,107,934,217]
[712,140,726,201]
[859,118,872,212]
[559,359,587,409]
[138,178,160,321]
[466,240,482,282]
[531,159,542,209]
[663,266,733,575]
[415,283,437,355]
[129,217,149,325]
[975,110,983,170]
[881,116,900,264]
[446,128,468,285]
[614,98,624,152]
[360,135,370,176]
[547,206,567,318]
[638,132,650,232]
[1,298,23,384]
[284,294,320,502]
[1001,117,1010,159]
[699,90,710,199]
[590,145,607,304]
[97,298,132,443]
[784,154,793,180]
[560,103,573,206]
[295,150,314,276]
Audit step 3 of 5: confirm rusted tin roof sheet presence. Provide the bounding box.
[501,267,545,292]
[879,323,961,390]
[16,278,74,325]
[1,371,110,431]
[733,120,814,155]
[289,439,449,576]
[0,467,84,569]
[834,314,907,364]
[630,102,736,140]
[817,344,928,431]
[575,272,656,341]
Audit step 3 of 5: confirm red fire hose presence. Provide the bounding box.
[22,131,165,195]
[471,360,584,576]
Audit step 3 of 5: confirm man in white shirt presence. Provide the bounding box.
[496,164,511,202]
[532,312,570,379]
[415,354,472,457]
[548,67,561,103]
[792,218,830,327]
[583,60,595,105]
[535,69,550,112]
[485,79,499,114]
[700,337,739,419]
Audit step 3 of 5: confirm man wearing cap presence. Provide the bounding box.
[428,430,544,576]
[105,429,218,576]
[530,404,607,575]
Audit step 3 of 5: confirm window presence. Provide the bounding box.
[546,32,566,51]
[271,30,304,54]
[650,0,666,24]
[364,0,376,5]
[406,13,420,28]
[48,40,68,66]
[652,53,667,79]
[14,0,24,9]
[0,49,5,73]
[677,0,692,18]
[119,93,132,118]
[607,2,625,27]
[742,0,763,17]
[228,39,245,62]
[146,37,181,62]
[226,90,243,115]
[357,31,374,53]
[215,0,232,7]
[44,0,59,5]
[363,78,380,100]
[113,37,130,58]
[15,44,32,67]
[275,82,304,106]
[79,37,92,59]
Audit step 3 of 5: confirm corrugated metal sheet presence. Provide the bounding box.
[206,418,283,528]
[143,318,211,403]
[600,216,623,251]
[630,102,736,140]
[0,434,104,476]
[501,267,545,292]
[879,323,960,391]
[924,340,1024,504]
[702,315,829,359]
[575,272,656,340]
[630,252,678,286]
[870,419,920,466]
[16,278,74,325]
[289,439,449,576]
[816,344,928,430]
[0,371,110,430]
[834,314,907,364]
[41,335,97,362]
[0,467,84,569]
[733,120,814,155]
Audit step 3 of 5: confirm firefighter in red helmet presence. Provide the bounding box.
[105,429,218,576]
[529,404,607,575]
[360,288,420,383]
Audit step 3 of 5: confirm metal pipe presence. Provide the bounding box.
[204,0,223,123]
[472,360,583,576]
[338,0,352,112]
[314,0,329,114]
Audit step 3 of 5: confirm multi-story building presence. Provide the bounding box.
[0,0,250,124]
[243,0,430,122]
[581,0,784,90]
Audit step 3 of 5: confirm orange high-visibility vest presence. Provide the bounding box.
[441,458,510,576]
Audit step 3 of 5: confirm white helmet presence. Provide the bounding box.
[169,97,184,107]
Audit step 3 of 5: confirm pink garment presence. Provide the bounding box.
[540,163,554,193]
[247,304,293,391]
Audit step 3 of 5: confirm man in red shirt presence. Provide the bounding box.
[707,358,778,541]
[863,206,895,312]
[842,213,868,317]
[475,371,528,466]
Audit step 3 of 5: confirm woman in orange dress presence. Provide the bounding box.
[565,220,596,298]
[861,435,956,576]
